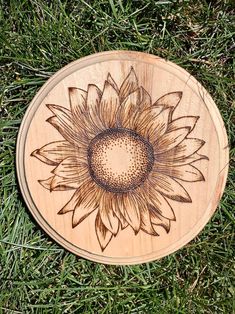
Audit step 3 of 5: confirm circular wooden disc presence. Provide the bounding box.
[16,51,229,265]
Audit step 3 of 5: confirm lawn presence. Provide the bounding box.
[0,0,234,313]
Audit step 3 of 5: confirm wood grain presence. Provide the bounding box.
[16,51,229,265]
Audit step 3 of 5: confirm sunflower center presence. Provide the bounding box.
[88,128,154,193]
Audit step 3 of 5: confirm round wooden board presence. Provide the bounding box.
[16,51,229,265]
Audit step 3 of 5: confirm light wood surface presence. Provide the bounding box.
[16,51,229,265]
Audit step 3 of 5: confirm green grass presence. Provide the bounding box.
[0,0,234,313]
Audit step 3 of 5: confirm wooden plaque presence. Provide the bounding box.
[16,51,229,265]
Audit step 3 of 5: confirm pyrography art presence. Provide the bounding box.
[31,68,208,251]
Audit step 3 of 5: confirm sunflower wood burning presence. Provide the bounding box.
[31,68,208,251]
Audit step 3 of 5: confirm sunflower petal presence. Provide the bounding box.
[139,87,152,110]
[139,197,158,235]
[31,141,79,166]
[86,84,102,108]
[99,192,119,235]
[119,67,139,102]
[46,104,85,145]
[168,116,199,132]
[39,175,83,191]
[142,184,175,220]
[68,87,87,116]
[47,104,71,116]
[58,189,81,214]
[192,153,209,162]
[68,87,89,132]
[156,138,205,161]
[112,196,129,230]
[143,108,171,143]
[155,164,205,182]
[70,180,100,226]
[72,198,97,227]
[154,92,182,111]
[52,175,86,191]
[95,213,113,251]
[31,149,55,166]
[52,156,88,179]
[154,127,190,152]
[149,206,171,233]
[134,105,163,138]
[118,193,141,234]
[149,173,192,203]
[47,104,79,137]
[156,152,208,167]
[38,176,54,190]
[46,115,87,147]
[99,81,120,128]
[107,73,119,92]
[85,84,105,133]
[118,89,140,128]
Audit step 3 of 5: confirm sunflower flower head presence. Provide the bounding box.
[31,67,208,251]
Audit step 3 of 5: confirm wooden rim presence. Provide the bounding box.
[16,51,229,264]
